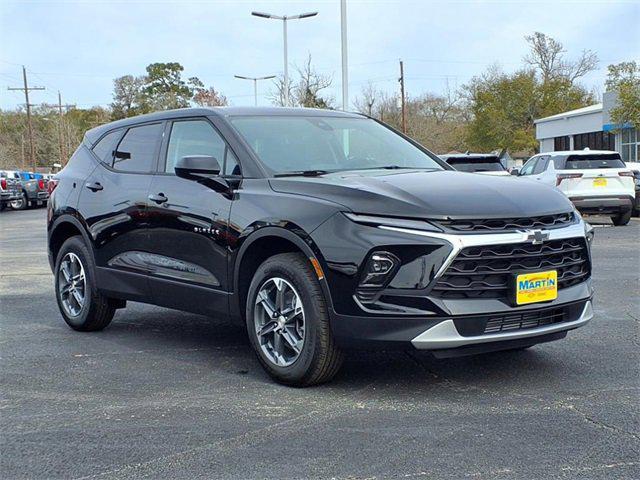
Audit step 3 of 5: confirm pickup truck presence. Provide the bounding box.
[8,171,49,210]
[0,170,22,211]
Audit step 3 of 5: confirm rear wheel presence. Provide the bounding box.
[55,236,115,331]
[246,252,343,386]
[10,191,28,210]
[611,209,632,226]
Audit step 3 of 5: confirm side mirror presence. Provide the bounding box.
[175,155,230,194]
[510,168,520,176]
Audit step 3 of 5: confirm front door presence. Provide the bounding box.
[145,117,241,317]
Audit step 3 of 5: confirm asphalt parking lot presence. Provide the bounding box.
[1,208,639,480]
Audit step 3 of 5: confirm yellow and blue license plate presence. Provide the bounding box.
[515,270,558,305]
[593,178,607,187]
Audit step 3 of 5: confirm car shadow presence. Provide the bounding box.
[98,306,570,395]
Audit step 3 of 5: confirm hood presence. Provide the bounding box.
[269,169,574,220]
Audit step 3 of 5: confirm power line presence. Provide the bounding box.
[7,66,45,171]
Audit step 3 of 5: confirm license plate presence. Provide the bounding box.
[593,178,607,187]
[515,270,558,305]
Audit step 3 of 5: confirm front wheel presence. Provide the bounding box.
[611,209,632,226]
[54,236,115,331]
[246,252,343,386]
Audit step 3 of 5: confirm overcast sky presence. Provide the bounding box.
[0,0,637,111]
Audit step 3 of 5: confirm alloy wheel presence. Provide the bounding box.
[254,277,305,367]
[58,252,87,317]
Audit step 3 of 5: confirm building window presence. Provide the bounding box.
[620,128,639,162]
[573,131,615,151]
[554,136,570,151]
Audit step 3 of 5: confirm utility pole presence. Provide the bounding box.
[340,0,348,111]
[8,66,45,172]
[399,60,406,134]
[44,92,74,165]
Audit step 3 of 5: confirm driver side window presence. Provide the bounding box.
[520,157,538,175]
[165,119,240,176]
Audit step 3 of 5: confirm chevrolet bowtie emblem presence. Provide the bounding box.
[525,229,550,245]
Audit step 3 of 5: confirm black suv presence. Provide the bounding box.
[48,107,594,386]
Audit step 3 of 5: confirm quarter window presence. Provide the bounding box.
[91,130,121,165]
[166,119,240,176]
[113,123,163,172]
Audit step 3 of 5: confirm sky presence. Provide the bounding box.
[0,0,638,111]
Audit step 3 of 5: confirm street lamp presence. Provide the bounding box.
[234,75,277,106]
[251,10,319,107]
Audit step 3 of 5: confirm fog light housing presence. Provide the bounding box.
[359,251,399,288]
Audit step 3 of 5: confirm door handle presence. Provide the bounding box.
[148,193,168,204]
[85,182,103,192]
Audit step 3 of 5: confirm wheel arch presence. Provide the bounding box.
[231,226,332,321]
[48,214,93,271]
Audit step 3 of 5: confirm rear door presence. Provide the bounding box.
[556,153,635,198]
[79,122,162,301]
[144,117,241,316]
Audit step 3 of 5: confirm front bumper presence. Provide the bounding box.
[411,299,592,350]
[569,195,633,215]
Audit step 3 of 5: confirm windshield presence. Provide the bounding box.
[228,115,443,174]
[565,154,625,169]
[447,159,505,172]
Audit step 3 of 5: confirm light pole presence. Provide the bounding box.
[234,75,277,106]
[340,0,348,111]
[251,10,318,107]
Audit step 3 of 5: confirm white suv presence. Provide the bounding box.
[516,150,635,226]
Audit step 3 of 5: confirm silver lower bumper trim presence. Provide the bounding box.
[411,300,593,350]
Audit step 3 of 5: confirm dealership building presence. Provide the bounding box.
[535,91,639,162]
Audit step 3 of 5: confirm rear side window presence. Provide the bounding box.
[113,123,163,172]
[565,154,625,170]
[91,130,122,165]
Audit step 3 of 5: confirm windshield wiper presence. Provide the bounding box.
[274,169,330,177]
[350,165,438,171]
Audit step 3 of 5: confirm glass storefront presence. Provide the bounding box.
[620,128,639,162]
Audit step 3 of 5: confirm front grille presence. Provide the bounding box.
[432,237,590,300]
[453,301,586,337]
[435,212,574,233]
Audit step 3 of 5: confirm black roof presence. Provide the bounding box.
[84,107,365,146]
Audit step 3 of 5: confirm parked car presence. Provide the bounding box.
[11,171,49,210]
[0,170,22,211]
[514,150,635,226]
[624,161,640,216]
[439,153,510,175]
[48,107,594,386]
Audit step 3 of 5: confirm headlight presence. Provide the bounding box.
[343,212,442,232]
[584,221,594,244]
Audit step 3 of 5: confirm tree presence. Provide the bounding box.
[605,61,640,129]
[143,62,193,110]
[189,77,228,107]
[524,32,598,83]
[269,55,333,108]
[111,75,148,120]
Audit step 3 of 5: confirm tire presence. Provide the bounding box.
[10,191,28,210]
[54,236,115,332]
[611,209,632,226]
[0,202,6,211]
[245,252,343,387]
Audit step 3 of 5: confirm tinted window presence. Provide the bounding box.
[92,130,122,164]
[113,123,163,172]
[447,158,505,172]
[565,154,625,169]
[229,116,442,174]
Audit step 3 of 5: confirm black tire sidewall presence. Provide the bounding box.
[54,236,100,329]
[245,254,327,384]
